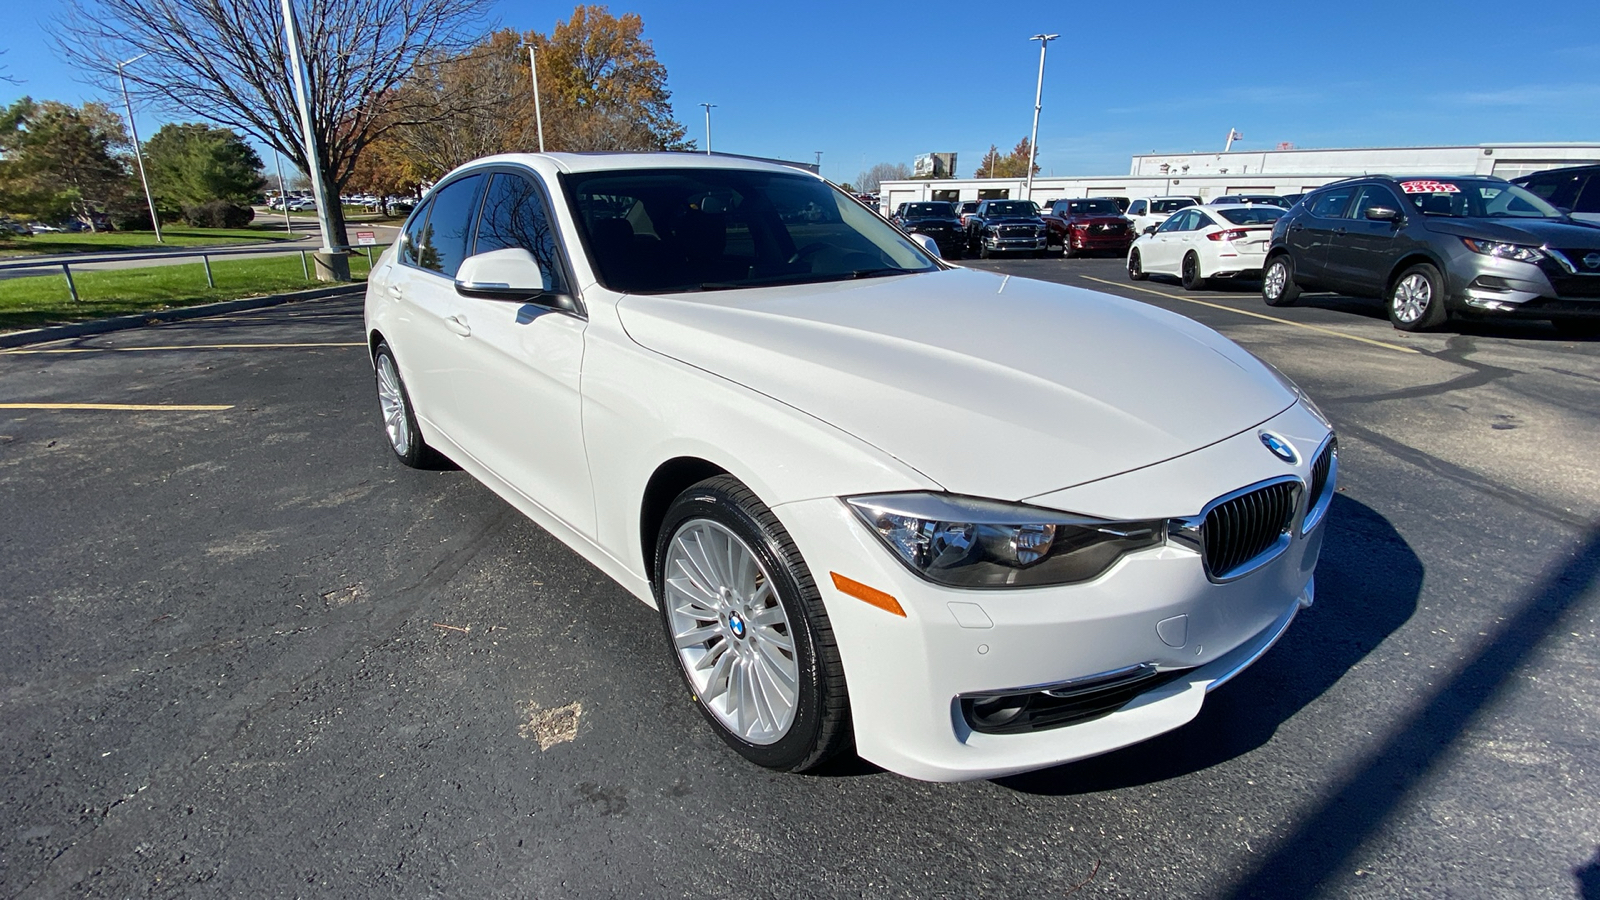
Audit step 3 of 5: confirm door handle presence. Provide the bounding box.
[387,282,403,298]
[1289,223,1304,232]
[1335,227,1348,235]
[444,315,471,337]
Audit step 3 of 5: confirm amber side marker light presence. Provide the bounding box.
[830,572,906,617]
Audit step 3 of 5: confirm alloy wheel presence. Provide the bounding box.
[663,518,799,745]
[375,354,410,457]
[1393,273,1432,324]
[1264,261,1286,299]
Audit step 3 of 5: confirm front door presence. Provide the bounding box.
[447,171,596,537]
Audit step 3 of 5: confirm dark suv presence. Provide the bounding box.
[891,201,965,258]
[964,199,1049,258]
[1260,175,1600,334]
[1512,164,1600,226]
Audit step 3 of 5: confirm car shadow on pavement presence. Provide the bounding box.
[1577,847,1600,900]
[1283,294,1595,341]
[995,494,1420,796]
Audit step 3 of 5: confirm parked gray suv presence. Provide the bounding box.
[1260,175,1600,335]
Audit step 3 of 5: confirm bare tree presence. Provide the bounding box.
[0,50,20,86]
[54,0,482,248]
[854,162,912,193]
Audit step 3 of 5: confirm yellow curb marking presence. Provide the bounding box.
[2,342,365,354]
[1080,275,1421,355]
[0,403,234,411]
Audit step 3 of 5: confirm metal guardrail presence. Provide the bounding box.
[0,241,388,301]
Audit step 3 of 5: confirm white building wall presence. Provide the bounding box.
[879,143,1600,215]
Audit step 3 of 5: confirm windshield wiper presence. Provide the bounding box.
[850,267,913,279]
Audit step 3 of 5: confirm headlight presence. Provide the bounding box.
[1461,237,1544,263]
[845,493,1164,588]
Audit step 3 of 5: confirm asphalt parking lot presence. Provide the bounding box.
[3,262,1597,898]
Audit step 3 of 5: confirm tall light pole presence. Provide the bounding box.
[115,53,162,242]
[1025,33,1058,201]
[528,45,546,152]
[699,103,716,154]
[814,150,823,171]
[279,0,348,280]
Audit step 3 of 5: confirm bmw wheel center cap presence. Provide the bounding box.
[1259,431,1299,465]
[728,612,747,639]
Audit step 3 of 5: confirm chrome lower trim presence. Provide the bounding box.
[958,662,1160,702]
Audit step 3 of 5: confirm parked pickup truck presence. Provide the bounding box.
[964,199,1049,258]
[1043,198,1136,258]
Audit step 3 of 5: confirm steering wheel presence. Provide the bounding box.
[786,242,834,265]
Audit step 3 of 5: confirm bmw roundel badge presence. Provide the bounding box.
[1259,431,1299,465]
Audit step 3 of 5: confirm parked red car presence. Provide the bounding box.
[1043,198,1136,258]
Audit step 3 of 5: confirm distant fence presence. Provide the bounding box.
[0,242,389,301]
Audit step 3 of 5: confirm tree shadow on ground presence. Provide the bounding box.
[998,494,1419,795]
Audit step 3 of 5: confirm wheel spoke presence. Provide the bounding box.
[693,636,730,671]
[700,642,735,697]
[673,622,720,649]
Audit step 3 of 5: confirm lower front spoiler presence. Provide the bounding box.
[929,582,1310,782]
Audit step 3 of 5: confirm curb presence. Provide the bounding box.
[0,284,366,349]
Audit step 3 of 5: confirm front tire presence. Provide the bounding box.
[1262,255,1300,306]
[1388,263,1448,331]
[654,476,851,773]
[1128,249,1149,281]
[373,342,437,468]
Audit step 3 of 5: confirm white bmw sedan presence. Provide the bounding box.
[1128,203,1286,290]
[364,153,1335,782]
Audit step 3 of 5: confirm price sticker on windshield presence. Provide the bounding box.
[1400,180,1460,194]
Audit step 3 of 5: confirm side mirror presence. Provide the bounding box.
[1365,206,1402,222]
[454,247,556,303]
[1557,206,1573,216]
[1143,225,1158,235]
[910,233,942,259]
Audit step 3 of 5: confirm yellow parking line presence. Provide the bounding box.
[0,403,234,411]
[2,342,365,354]
[1079,275,1421,355]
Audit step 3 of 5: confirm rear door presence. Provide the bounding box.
[1287,185,1357,288]
[1325,183,1408,295]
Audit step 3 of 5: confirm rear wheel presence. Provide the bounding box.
[1388,263,1448,331]
[1181,252,1208,291]
[373,342,438,468]
[1128,249,1148,281]
[654,476,851,773]
[1261,255,1300,306]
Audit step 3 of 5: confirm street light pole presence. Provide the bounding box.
[528,45,545,152]
[279,0,348,279]
[115,53,162,242]
[1025,33,1058,201]
[699,103,716,154]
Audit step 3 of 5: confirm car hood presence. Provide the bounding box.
[615,267,1295,500]
[1424,217,1600,246]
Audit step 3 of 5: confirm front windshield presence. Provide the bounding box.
[905,202,954,217]
[986,201,1038,217]
[1400,179,1561,219]
[566,168,939,293]
[1151,198,1196,214]
[1218,207,1285,225]
[1068,199,1122,215]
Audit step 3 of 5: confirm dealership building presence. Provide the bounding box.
[876,143,1600,213]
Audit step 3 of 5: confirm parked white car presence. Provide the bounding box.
[1125,195,1201,235]
[364,152,1334,782]
[1128,204,1286,290]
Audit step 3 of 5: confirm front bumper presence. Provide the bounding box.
[772,403,1330,781]
[983,233,1048,252]
[1446,249,1600,317]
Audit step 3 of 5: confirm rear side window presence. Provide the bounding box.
[415,174,486,277]
[1308,187,1356,218]
[474,172,565,293]
[1573,177,1600,214]
[400,199,433,266]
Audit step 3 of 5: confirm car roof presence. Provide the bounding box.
[447,151,822,179]
[1512,163,1600,182]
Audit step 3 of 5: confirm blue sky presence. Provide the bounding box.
[4,0,1599,184]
